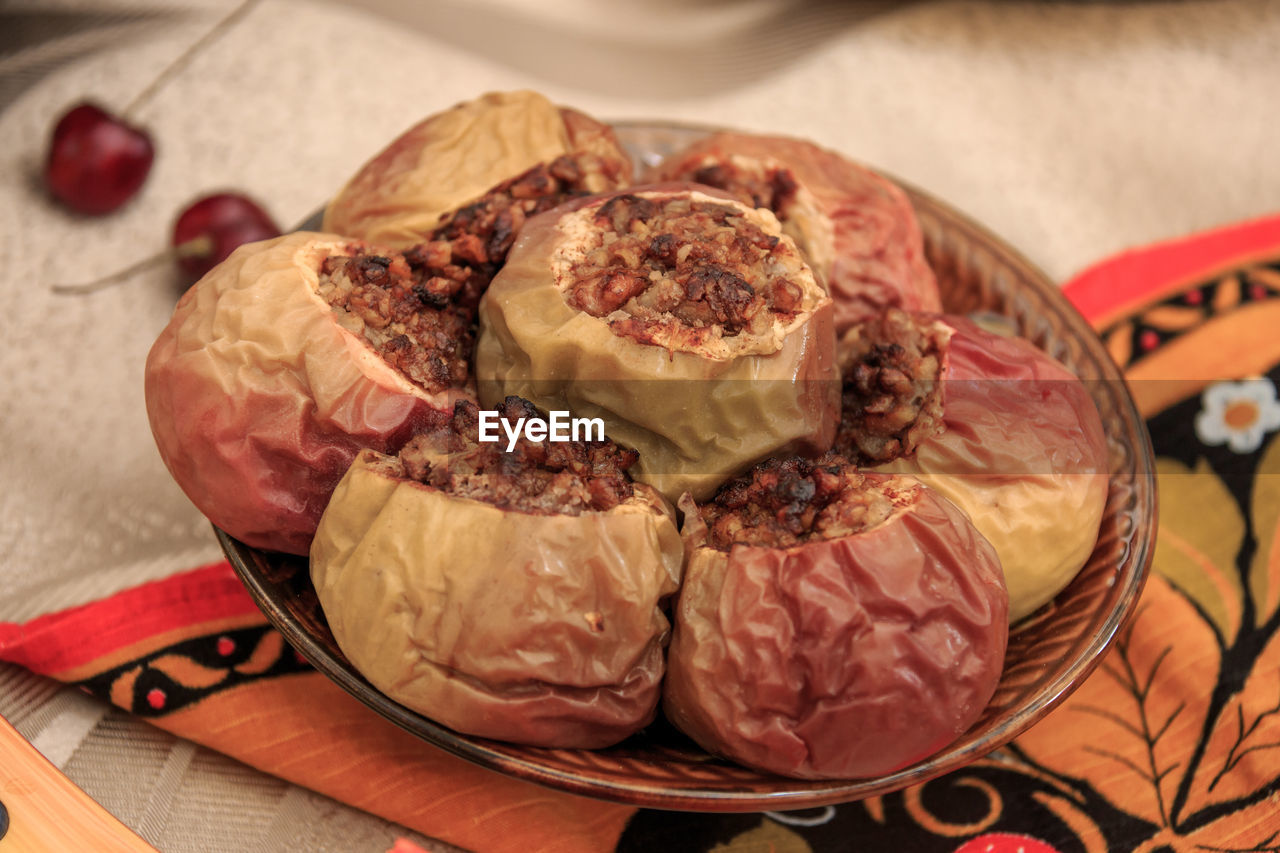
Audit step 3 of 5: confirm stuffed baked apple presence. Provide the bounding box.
[475,186,840,502]
[835,310,1109,622]
[645,131,940,335]
[664,454,1008,779]
[323,90,633,254]
[145,231,476,554]
[310,397,682,748]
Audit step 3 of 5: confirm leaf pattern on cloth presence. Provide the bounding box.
[1152,456,1246,644]
[1187,628,1280,812]
[709,819,812,852]
[1248,435,1280,627]
[1015,576,1219,830]
[1008,389,1280,850]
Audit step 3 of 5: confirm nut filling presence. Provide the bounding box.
[561,194,812,350]
[318,249,476,394]
[384,397,638,515]
[430,152,622,278]
[652,155,832,274]
[698,455,914,551]
[835,310,950,465]
[318,154,621,395]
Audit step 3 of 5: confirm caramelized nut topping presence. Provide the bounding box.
[318,249,475,394]
[564,194,809,348]
[431,152,619,282]
[699,454,906,551]
[318,153,624,394]
[393,398,638,515]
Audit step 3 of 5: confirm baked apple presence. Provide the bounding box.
[645,131,940,335]
[835,310,1110,622]
[323,90,633,251]
[145,231,476,555]
[310,397,682,748]
[664,455,1008,779]
[475,186,840,502]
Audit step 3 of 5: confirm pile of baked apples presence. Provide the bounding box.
[142,92,1108,780]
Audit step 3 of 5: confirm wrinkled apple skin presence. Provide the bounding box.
[311,449,683,748]
[475,185,841,504]
[144,232,466,555]
[664,477,1008,779]
[874,316,1110,622]
[645,131,940,335]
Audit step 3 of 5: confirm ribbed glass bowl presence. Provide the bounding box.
[219,121,1156,812]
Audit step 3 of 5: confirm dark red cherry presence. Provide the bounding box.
[44,102,155,215]
[50,191,282,295]
[173,193,282,279]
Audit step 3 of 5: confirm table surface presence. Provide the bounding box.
[1,0,1277,850]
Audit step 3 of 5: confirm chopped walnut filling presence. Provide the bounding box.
[317,154,619,394]
[390,398,638,515]
[654,154,835,290]
[318,249,475,394]
[699,454,908,551]
[429,152,621,284]
[834,310,949,465]
[563,194,809,347]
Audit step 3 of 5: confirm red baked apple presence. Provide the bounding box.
[836,310,1109,621]
[145,232,477,554]
[664,455,1008,779]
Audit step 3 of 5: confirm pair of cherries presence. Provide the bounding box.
[45,101,280,281]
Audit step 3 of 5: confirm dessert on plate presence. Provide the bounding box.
[144,89,1111,780]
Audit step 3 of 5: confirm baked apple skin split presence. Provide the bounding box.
[644,131,940,336]
[310,398,683,749]
[144,232,476,555]
[475,185,841,503]
[322,90,633,250]
[836,310,1110,622]
[664,456,1008,780]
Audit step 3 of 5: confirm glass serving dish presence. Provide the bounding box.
[219,121,1156,812]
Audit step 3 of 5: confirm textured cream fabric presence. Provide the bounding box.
[1,0,1277,849]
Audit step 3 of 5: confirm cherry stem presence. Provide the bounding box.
[120,0,263,122]
[50,235,212,296]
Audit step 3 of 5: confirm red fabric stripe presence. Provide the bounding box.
[0,562,258,676]
[1063,213,1280,323]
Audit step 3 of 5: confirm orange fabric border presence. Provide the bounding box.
[1063,213,1280,327]
[0,563,258,677]
[0,560,637,852]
